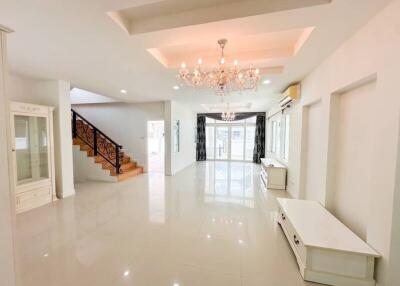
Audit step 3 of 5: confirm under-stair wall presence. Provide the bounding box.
[73,145,117,182]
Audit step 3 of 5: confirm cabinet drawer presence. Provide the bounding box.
[16,187,52,213]
[279,209,307,268]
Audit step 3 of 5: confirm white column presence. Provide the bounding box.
[0,26,16,286]
[53,81,75,197]
[164,101,172,176]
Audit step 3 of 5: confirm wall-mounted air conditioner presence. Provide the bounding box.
[279,83,301,108]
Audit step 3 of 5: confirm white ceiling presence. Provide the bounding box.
[0,0,391,112]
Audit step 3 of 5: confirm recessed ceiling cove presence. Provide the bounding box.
[147,27,314,76]
[107,0,330,35]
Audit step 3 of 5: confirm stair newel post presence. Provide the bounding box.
[93,128,98,156]
[115,146,120,175]
[72,111,77,139]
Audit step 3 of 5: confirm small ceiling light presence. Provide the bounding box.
[197,58,203,65]
[43,253,49,257]
[123,270,130,277]
[181,62,186,69]
[173,283,180,286]
[206,234,211,239]
[120,89,127,94]
[263,79,271,85]
[238,239,244,244]
[234,59,238,66]
[173,85,180,90]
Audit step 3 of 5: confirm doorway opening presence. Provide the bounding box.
[147,121,165,173]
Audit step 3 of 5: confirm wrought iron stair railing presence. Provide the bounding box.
[71,109,123,174]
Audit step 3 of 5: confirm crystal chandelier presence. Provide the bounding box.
[221,102,236,121]
[178,39,261,96]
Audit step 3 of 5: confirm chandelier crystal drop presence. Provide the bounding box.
[178,39,261,96]
[221,102,236,121]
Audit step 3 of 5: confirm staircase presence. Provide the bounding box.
[71,109,143,182]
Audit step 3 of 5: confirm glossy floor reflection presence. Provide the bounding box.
[15,161,316,286]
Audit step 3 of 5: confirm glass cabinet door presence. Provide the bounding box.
[14,115,49,185]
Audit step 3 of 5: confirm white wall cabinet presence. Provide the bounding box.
[10,102,56,213]
[277,198,380,286]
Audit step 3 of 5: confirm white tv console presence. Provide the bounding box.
[277,198,380,286]
[260,158,287,190]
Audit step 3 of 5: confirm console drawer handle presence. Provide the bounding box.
[281,213,286,220]
[293,235,300,245]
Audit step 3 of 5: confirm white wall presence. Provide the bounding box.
[270,1,400,284]
[72,102,165,173]
[332,80,376,240]
[0,28,16,286]
[387,113,400,285]
[164,101,196,176]
[70,88,117,105]
[8,74,75,197]
[72,146,116,182]
[303,101,324,204]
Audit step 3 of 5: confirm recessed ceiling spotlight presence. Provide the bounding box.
[263,80,271,85]
[123,270,130,277]
[120,89,127,94]
[173,85,180,90]
[43,253,49,257]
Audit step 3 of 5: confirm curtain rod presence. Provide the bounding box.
[198,112,266,116]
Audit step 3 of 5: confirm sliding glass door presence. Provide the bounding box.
[206,117,256,161]
[231,126,244,160]
[215,127,229,160]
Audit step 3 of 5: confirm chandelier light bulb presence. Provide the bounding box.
[255,68,260,74]
[234,59,238,66]
[220,57,225,65]
[197,58,203,65]
[181,62,186,69]
[238,73,243,79]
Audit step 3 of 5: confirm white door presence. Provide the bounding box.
[147,121,165,173]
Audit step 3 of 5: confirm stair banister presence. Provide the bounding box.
[71,109,123,175]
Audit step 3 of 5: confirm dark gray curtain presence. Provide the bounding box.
[196,115,206,161]
[253,114,266,164]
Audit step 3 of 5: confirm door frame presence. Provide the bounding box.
[146,120,165,174]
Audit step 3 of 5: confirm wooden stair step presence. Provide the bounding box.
[114,167,143,182]
[121,161,137,171]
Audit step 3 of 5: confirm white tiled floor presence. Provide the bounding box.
[15,161,316,286]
